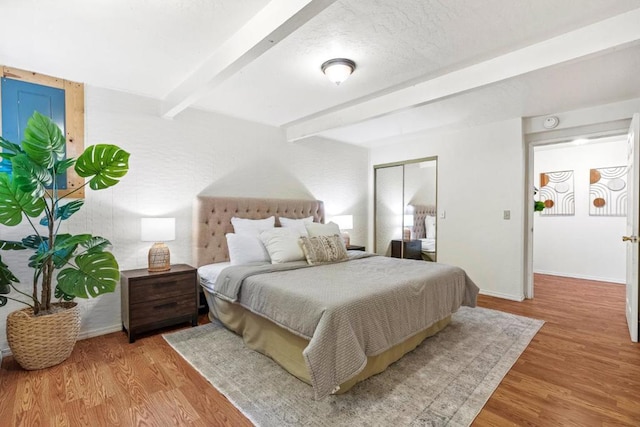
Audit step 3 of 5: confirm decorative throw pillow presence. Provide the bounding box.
[299,235,348,265]
[226,233,271,265]
[304,221,340,237]
[279,216,314,236]
[259,228,306,264]
[231,216,275,237]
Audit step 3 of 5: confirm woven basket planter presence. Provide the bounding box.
[6,302,81,370]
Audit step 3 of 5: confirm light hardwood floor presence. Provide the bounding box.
[1,274,638,426]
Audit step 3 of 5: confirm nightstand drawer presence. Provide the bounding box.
[391,239,422,260]
[129,272,194,304]
[121,264,198,343]
[129,294,196,326]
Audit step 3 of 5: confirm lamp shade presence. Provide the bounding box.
[330,215,353,230]
[403,215,414,227]
[141,218,175,242]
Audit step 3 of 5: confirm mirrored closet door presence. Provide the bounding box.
[374,157,437,261]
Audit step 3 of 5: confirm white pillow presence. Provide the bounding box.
[231,216,275,237]
[305,221,340,237]
[425,215,436,239]
[226,233,271,265]
[279,216,314,236]
[259,228,305,264]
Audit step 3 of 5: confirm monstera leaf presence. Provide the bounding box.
[0,256,19,307]
[0,173,46,226]
[21,235,47,249]
[22,111,66,169]
[28,240,60,270]
[54,283,75,302]
[0,256,19,287]
[12,153,53,198]
[75,144,130,190]
[0,136,24,161]
[54,234,93,251]
[79,236,112,254]
[52,158,75,175]
[57,251,119,298]
[0,240,27,251]
[28,234,93,270]
[40,200,84,226]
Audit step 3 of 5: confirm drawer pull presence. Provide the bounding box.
[153,280,178,288]
[153,302,178,310]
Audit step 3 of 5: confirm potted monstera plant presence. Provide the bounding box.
[0,111,130,370]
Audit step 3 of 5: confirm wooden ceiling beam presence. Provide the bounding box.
[161,0,337,119]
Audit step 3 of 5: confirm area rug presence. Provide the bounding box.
[164,307,543,426]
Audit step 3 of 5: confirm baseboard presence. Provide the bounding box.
[479,289,525,302]
[78,324,123,340]
[1,324,123,358]
[533,269,624,284]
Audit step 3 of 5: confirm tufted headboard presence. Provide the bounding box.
[410,204,436,239]
[193,196,325,267]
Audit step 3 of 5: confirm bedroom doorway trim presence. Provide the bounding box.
[523,117,633,300]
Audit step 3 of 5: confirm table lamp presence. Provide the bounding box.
[141,217,175,272]
[403,214,414,240]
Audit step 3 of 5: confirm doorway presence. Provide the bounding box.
[531,136,627,285]
[524,114,640,342]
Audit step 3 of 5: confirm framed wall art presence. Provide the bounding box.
[539,170,575,216]
[589,166,627,216]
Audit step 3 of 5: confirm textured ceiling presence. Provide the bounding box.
[320,43,640,146]
[0,0,269,98]
[1,0,639,146]
[195,0,639,127]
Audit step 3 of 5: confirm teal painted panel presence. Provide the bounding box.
[1,78,67,188]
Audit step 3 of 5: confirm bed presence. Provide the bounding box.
[410,204,437,261]
[193,196,478,399]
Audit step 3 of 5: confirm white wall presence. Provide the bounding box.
[0,86,369,353]
[370,118,526,301]
[404,161,437,207]
[533,139,627,283]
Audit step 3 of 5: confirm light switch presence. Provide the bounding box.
[439,210,446,219]
[503,210,510,220]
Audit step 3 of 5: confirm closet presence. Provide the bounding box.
[374,157,437,261]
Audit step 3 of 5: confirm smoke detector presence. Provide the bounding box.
[543,116,559,129]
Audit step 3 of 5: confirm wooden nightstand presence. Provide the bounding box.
[391,239,422,260]
[346,245,366,251]
[121,264,198,343]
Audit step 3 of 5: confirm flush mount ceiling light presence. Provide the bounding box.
[321,58,356,85]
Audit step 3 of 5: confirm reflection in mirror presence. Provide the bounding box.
[405,160,437,261]
[374,157,437,261]
[374,165,403,256]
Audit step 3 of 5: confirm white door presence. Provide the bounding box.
[625,113,640,342]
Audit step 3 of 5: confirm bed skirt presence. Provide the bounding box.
[203,290,451,394]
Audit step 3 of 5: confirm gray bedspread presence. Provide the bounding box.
[213,253,479,399]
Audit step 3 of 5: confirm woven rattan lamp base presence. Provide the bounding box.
[148,242,170,272]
